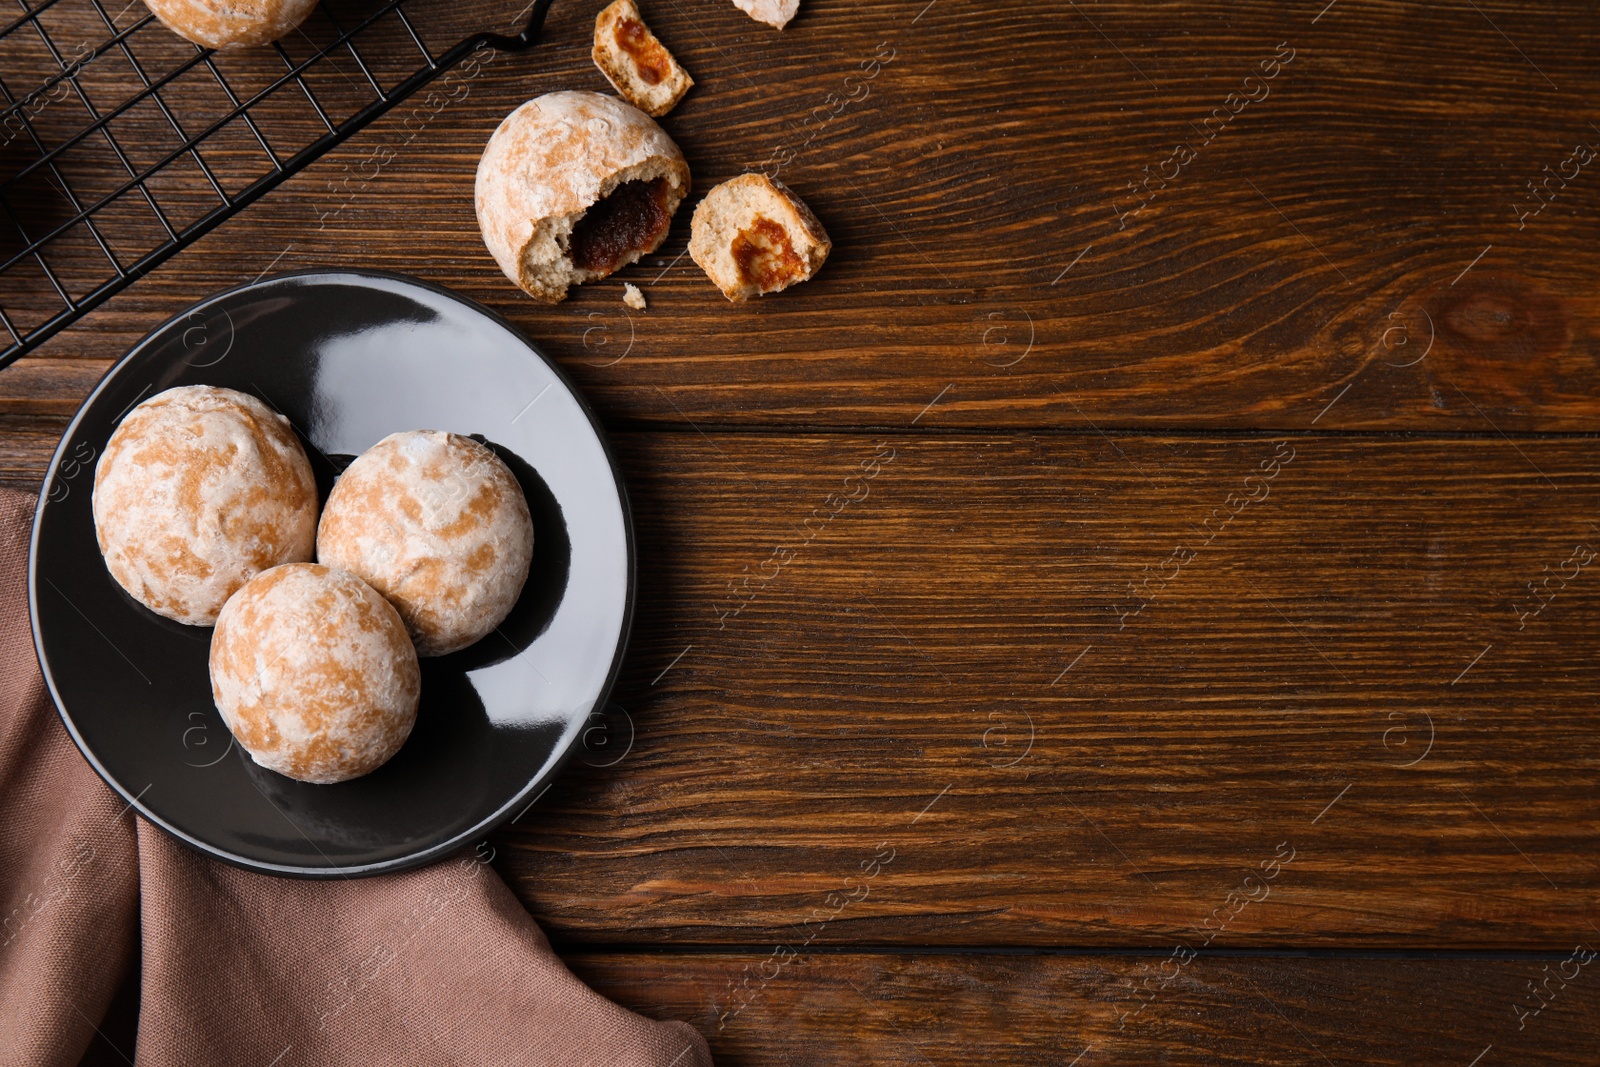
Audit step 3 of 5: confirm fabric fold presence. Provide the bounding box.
[0,488,140,1067]
[0,488,711,1067]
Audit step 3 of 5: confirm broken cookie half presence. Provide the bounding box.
[690,174,830,301]
[593,0,693,117]
[475,91,690,303]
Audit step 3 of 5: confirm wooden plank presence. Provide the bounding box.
[9,427,1599,945]
[487,432,1597,947]
[571,950,1600,1066]
[0,417,69,489]
[6,0,1599,429]
[0,359,109,418]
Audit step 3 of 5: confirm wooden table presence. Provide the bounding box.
[5,0,1600,1062]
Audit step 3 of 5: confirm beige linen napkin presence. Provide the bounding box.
[0,488,711,1067]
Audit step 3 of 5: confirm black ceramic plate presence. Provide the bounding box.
[29,270,633,877]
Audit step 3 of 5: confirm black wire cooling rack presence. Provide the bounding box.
[0,0,555,371]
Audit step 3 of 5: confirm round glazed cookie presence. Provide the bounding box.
[210,563,420,784]
[141,0,319,48]
[92,384,318,626]
[316,430,534,657]
[475,91,690,303]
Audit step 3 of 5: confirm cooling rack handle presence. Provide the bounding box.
[473,0,558,53]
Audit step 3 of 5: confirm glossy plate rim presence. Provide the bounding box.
[26,268,636,878]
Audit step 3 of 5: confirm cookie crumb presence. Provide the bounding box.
[623,283,647,310]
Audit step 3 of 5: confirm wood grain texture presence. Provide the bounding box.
[571,950,1600,1066]
[6,425,1598,948]
[6,0,1600,1060]
[4,0,1600,429]
[466,432,1597,950]
[0,417,70,488]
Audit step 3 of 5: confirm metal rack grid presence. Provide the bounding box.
[0,0,555,371]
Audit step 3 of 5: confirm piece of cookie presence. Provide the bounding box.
[210,563,420,784]
[92,384,318,625]
[142,0,318,48]
[475,91,691,303]
[688,173,830,300]
[316,430,534,657]
[731,0,798,29]
[592,0,693,117]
